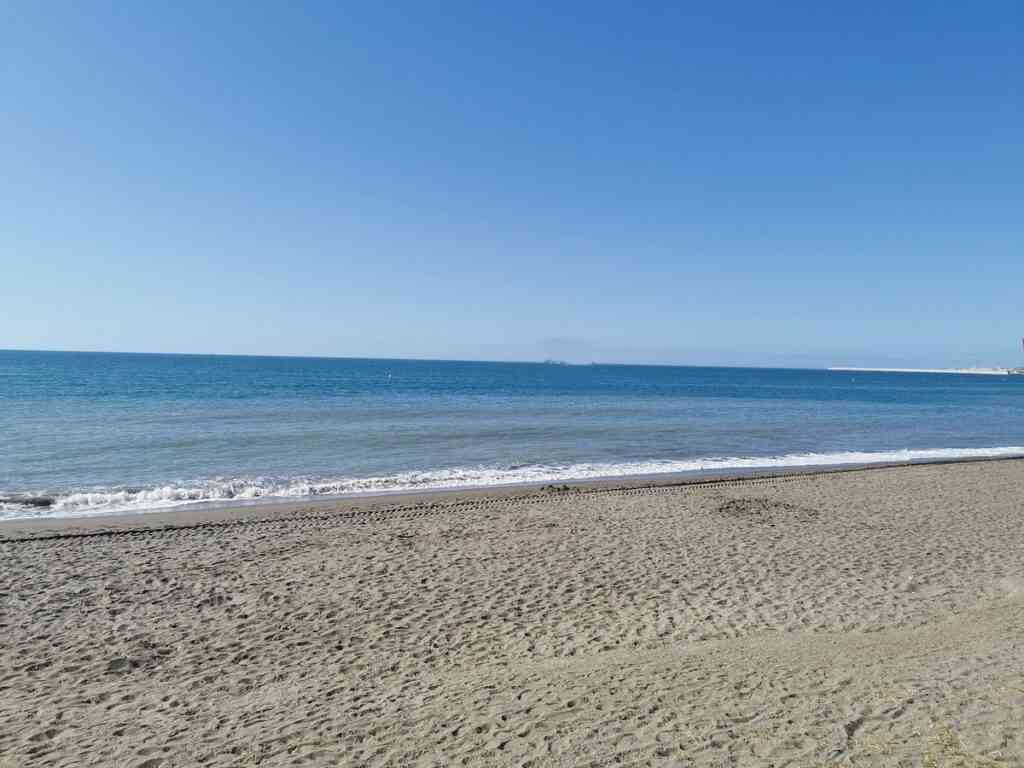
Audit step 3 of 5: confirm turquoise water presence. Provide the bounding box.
[2,350,1023,518]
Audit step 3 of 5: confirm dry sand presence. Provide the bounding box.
[2,460,1023,767]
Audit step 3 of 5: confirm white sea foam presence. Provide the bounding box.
[3,446,1024,520]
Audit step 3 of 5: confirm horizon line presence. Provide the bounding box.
[0,346,844,371]
[1,346,1015,373]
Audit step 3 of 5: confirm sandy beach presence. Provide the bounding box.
[2,459,1023,767]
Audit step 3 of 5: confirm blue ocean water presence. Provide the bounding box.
[2,350,1023,518]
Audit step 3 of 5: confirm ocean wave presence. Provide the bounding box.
[3,445,1024,520]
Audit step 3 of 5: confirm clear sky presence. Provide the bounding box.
[3,2,1021,367]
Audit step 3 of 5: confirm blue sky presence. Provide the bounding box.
[3,1,1021,367]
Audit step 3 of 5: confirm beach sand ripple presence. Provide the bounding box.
[2,461,1023,766]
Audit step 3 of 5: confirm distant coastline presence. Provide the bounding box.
[828,366,1022,376]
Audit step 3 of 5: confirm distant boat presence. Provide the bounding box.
[542,359,570,366]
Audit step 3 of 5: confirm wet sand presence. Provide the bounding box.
[2,459,1023,766]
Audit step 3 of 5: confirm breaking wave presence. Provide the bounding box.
[3,445,1023,520]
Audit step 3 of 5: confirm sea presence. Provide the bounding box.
[2,349,1023,520]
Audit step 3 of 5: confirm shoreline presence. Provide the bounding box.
[828,366,1020,375]
[4,453,1024,538]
